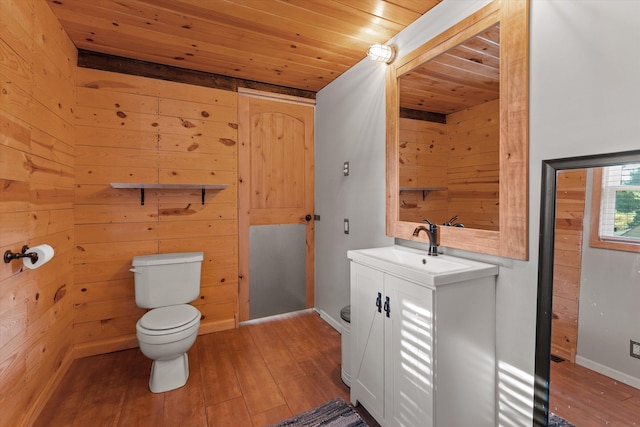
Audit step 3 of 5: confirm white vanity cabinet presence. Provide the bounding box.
[350,262,434,426]
[348,246,498,427]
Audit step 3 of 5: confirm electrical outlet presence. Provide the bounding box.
[343,161,350,176]
[631,340,640,359]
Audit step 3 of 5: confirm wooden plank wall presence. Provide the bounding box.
[398,118,448,223]
[73,68,239,358]
[552,169,587,362]
[398,99,499,230]
[447,99,499,230]
[0,0,77,425]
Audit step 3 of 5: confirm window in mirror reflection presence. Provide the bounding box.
[590,164,640,251]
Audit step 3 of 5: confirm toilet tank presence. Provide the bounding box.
[131,252,204,309]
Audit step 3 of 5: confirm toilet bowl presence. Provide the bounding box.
[131,252,204,393]
[136,304,201,393]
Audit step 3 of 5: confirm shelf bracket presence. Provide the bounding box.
[399,187,447,201]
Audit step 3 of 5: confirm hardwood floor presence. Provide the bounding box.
[34,310,380,427]
[550,359,640,426]
[37,310,640,426]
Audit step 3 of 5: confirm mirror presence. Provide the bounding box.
[386,0,529,259]
[534,150,640,426]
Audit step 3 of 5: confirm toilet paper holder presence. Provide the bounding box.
[4,245,39,265]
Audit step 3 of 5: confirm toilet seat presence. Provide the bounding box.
[137,304,200,337]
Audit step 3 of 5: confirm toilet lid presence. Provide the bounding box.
[139,304,200,331]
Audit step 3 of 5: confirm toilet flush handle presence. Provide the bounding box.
[129,268,140,273]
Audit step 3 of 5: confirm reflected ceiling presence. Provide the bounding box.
[399,25,500,114]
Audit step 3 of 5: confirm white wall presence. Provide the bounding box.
[314,59,393,330]
[577,170,640,388]
[315,0,640,425]
[314,0,491,328]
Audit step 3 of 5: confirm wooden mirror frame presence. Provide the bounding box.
[386,0,530,259]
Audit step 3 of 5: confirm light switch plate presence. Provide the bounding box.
[631,340,640,359]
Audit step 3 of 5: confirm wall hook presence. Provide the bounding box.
[4,245,39,264]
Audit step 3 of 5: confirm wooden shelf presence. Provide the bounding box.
[110,183,227,205]
[399,186,447,200]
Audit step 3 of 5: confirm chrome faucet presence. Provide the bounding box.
[412,219,438,256]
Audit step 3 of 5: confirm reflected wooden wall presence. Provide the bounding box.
[447,99,499,230]
[398,118,448,223]
[398,99,499,230]
[552,169,587,362]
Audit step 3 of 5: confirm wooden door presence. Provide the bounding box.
[238,90,315,321]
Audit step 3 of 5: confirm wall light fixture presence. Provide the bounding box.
[366,43,396,64]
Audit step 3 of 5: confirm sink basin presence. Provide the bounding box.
[347,245,498,286]
[377,247,469,273]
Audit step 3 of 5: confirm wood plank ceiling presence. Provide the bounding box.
[47,0,443,93]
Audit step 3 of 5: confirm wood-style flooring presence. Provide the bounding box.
[34,310,380,427]
[550,359,640,426]
[39,309,640,427]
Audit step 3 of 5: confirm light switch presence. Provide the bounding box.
[344,218,349,234]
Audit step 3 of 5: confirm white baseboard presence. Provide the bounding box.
[317,308,342,333]
[239,308,314,326]
[576,355,640,389]
[237,307,343,334]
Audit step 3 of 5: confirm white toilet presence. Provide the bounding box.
[130,252,203,393]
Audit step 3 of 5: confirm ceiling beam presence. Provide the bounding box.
[399,107,446,124]
[77,49,316,99]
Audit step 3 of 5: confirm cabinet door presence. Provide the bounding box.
[384,274,434,427]
[350,262,385,420]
